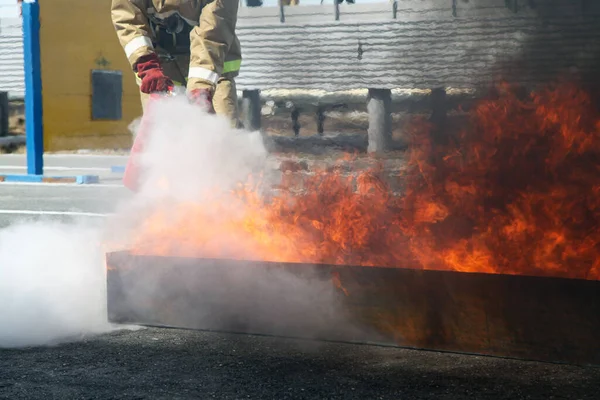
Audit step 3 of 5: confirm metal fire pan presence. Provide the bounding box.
[106,250,600,366]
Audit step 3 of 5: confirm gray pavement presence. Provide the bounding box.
[1,327,599,400]
[0,154,599,399]
[0,154,129,227]
[0,154,129,169]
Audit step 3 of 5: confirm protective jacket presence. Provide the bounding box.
[111,0,242,90]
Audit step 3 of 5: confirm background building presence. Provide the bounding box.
[0,3,24,99]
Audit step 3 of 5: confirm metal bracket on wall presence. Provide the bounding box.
[0,92,8,137]
[505,0,518,13]
[392,0,398,19]
[581,0,588,16]
[278,0,285,23]
[334,0,340,21]
[452,0,457,17]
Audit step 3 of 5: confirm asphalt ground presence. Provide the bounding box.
[0,154,599,399]
[1,327,600,400]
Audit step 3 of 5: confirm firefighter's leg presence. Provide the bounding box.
[213,75,240,128]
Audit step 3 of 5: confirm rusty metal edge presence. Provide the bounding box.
[106,250,600,367]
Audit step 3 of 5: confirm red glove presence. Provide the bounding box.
[135,53,173,94]
[188,88,215,114]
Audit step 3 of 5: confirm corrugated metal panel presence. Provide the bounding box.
[235,0,600,91]
[0,12,24,99]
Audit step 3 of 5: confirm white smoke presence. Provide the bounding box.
[0,219,112,348]
[0,94,367,349]
[136,92,268,201]
[0,93,271,348]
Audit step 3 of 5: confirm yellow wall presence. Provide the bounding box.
[39,0,141,151]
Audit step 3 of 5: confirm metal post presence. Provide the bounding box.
[22,0,44,175]
[429,87,448,146]
[334,0,340,21]
[291,106,300,136]
[367,89,392,153]
[316,105,325,136]
[0,92,8,137]
[242,90,261,131]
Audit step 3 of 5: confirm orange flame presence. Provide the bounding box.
[131,83,600,280]
[400,83,600,279]
[133,168,408,268]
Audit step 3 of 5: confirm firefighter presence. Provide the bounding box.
[110,0,242,126]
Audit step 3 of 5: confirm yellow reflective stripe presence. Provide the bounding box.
[223,59,241,74]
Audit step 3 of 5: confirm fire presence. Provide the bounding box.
[132,82,600,280]
[133,168,408,267]
[401,83,600,279]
